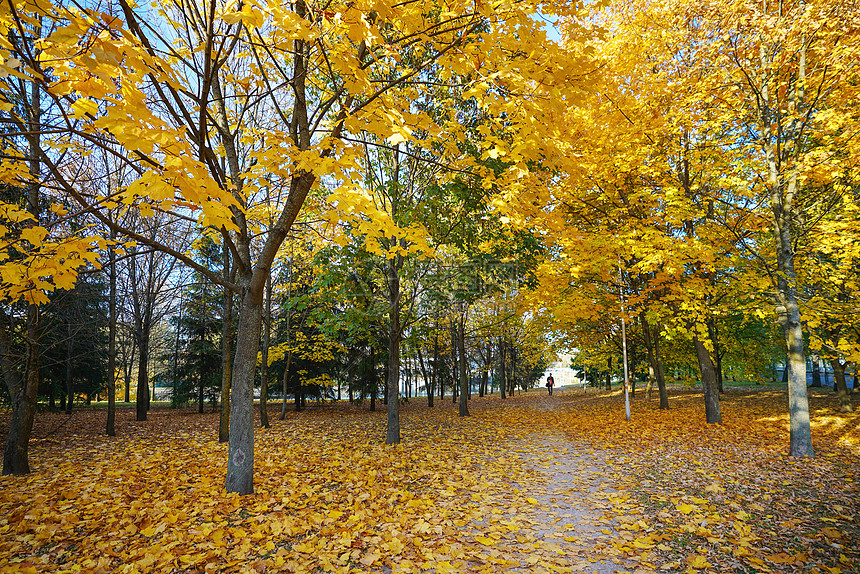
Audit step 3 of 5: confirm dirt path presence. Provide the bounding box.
[504,388,643,574]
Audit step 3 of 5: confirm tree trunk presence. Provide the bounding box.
[757,20,814,458]
[430,336,437,407]
[641,313,656,403]
[693,336,722,424]
[417,346,433,407]
[225,278,264,495]
[260,276,271,429]
[510,345,517,396]
[1,307,40,475]
[811,353,822,387]
[171,301,183,407]
[438,337,444,402]
[2,47,42,475]
[386,256,402,444]
[198,357,205,414]
[780,298,813,456]
[499,338,507,400]
[480,342,492,397]
[370,350,377,412]
[653,326,668,409]
[124,343,133,403]
[106,227,117,436]
[280,352,293,420]
[458,314,469,417]
[65,321,74,415]
[829,358,852,413]
[135,310,151,421]
[708,320,724,393]
[605,356,612,391]
[219,251,233,442]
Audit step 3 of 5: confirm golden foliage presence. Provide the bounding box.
[0,387,857,573]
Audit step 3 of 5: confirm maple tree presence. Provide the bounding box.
[0,0,589,490]
[489,0,860,452]
[633,0,860,454]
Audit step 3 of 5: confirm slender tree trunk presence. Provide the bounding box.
[386,276,401,443]
[225,276,264,495]
[219,251,233,442]
[458,315,469,417]
[438,337,444,402]
[417,346,433,407]
[693,336,721,424]
[653,325,668,409]
[370,349,377,412]
[2,38,42,475]
[135,325,150,421]
[1,307,40,475]
[510,345,517,396]
[756,20,814,457]
[430,336,437,407]
[480,342,492,397]
[829,358,852,413]
[811,353,822,387]
[124,342,134,403]
[499,338,507,400]
[779,297,813,456]
[198,351,205,414]
[641,313,656,402]
[708,320,724,393]
[260,276,271,429]
[106,228,117,436]
[171,302,183,407]
[280,351,293,419]
[65,321,74,415]
[605,356,612,391]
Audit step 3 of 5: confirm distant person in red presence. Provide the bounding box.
[546,374,554,395]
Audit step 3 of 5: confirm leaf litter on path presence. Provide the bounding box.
[0,385,857,573]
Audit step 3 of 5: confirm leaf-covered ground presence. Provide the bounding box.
[0,386,857,574]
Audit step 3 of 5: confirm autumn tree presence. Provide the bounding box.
[2,0,611,490]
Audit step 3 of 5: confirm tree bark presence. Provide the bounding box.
[1,308,40,475]
[2,32,42,474]
[708,320,724,393]
[106,226,117,435]
[65,320,74,415]
[135,324,150,421]
[693,336,721,424]
[652,325,668,409]
[829,358,852,413]
[641,313,669,408]
[225,276,264,495]
[605,356,612,391]
[458,314,469,417]
[510,345,517,396]
[219,249,233,442]
[810,353,822,387]
[430,336,438,407]
[499,338,507,400]
[386,255,402,444]
[124,343,134,403]
[260,276,271,428]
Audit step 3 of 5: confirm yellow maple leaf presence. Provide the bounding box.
[686,554,711,569]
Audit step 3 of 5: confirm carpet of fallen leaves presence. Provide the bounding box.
[0,385,857,574]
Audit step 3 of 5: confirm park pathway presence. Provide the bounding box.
[504,388,646,574]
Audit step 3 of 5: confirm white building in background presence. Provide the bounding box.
[539,353,584,388]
